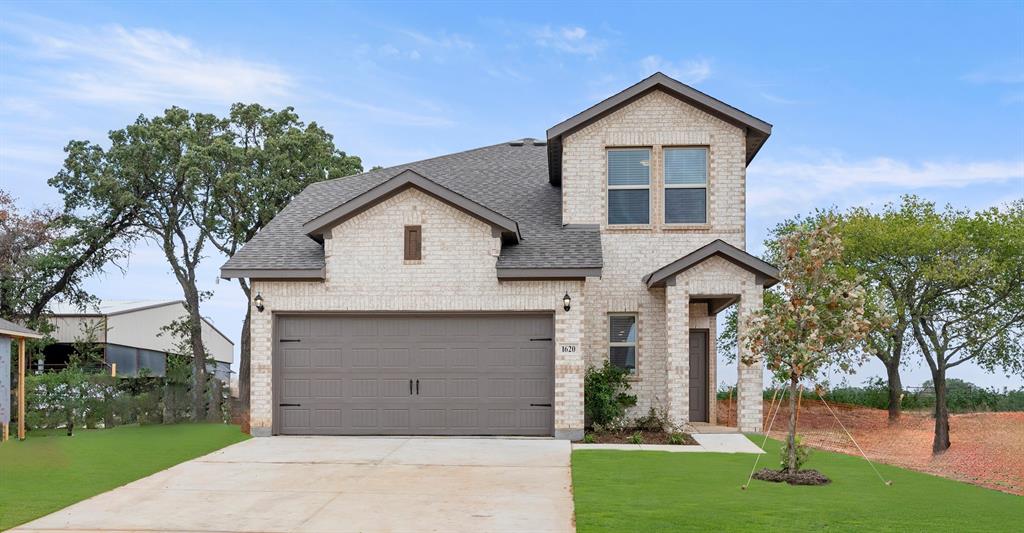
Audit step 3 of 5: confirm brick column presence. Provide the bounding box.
[554,290,585,440]
[665,279,690,427]
[736,283,764,433]
[249,288,274,437]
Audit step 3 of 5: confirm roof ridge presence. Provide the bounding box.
[311,138,541,188]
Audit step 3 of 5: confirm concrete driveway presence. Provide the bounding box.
[15,437,575,533]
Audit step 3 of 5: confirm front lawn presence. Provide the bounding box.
[572,436,1023,532]
[0,423,248,530]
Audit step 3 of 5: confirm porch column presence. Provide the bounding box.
[736,283,764,433]
[554,286,585,440]
[665,279,690,427]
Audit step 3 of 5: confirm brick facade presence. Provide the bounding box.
[564,89,761,430]
[249,189,585,438]
[247,88,765,438]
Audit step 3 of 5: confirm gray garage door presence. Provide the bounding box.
[275,314,554,436]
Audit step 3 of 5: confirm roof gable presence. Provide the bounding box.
[643,239,780,288]
[546,72,772,185]
[302,169,522,242]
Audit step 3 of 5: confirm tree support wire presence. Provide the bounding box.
[742,385,786,490]
[815,388,892,486]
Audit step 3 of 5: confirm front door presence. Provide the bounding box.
[688,329,709,422]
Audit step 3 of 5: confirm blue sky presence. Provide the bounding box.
[2,1,1022,388]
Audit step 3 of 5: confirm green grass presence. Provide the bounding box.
[0,423,249,530]
[572,435,1023,532]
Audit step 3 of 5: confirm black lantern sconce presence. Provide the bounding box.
[562,292,572,312]
[254,293,265,313]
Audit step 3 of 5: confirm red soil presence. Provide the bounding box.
[718,398,1024,495]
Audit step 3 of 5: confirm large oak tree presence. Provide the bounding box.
[210,103,361,430]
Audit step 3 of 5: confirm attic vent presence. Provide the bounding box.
[532,140,547,146]
[508,140,525,146]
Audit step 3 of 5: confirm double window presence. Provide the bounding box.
[609,314,638,373]
[606,147,708,225]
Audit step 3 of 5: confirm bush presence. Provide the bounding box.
[627,431,644,445]
[668,432,687,445]
[633,406,670,432]
[780,435,811,471]
[584,361,637,428]
[583,433,596,444]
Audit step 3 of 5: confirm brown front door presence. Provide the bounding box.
[688,329,709,422]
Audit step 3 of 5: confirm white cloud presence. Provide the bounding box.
[4,19,293,105]
[399,29,474,50]
[331,97,454,128]
[749,154,1024,216]
[639,55,711,84]
[532,25,606,57]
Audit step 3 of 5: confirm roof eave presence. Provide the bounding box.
[301,169,521,242]
[220,267,326,280]
[644,239,780,289]
[546,72,772,184]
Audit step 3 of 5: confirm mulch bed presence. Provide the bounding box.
[752,468,831,485]
[587,429,698,445]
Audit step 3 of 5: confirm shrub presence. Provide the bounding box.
[584,361,637,428]
[633,406,669,432]
[780,435,811,472]
[668,432,687,445]
[582,433,597,444]
[627,431,644,445]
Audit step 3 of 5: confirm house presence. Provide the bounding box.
[43,300,234,382]
[221,72,777,439]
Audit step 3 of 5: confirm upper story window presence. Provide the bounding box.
[664,147,708,224]
[607,149,650,225]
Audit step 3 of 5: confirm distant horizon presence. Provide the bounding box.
[3,1,1021,389]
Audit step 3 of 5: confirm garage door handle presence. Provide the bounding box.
[530,337,552,341]
[279,403,301,407]
[416,379,420,394]
[530,403,552,407]
[279,339,301,343]
[409,379,413,395]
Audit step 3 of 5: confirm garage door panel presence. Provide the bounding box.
[311,348,343,368]
[276,314,552,436]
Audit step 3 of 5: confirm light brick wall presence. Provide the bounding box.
[674,256,763,431]
[564,89,758,423]
[249,189,585,437]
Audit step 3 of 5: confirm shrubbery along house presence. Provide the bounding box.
[221,72,778,439]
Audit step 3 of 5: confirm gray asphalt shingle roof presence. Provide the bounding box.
[221,140,603,275]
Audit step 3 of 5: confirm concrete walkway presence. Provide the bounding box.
[573,432,764,453]
[14,437,575,533]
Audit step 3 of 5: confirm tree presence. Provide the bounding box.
[882,198,1023,453]
[0,183,138,329]
[210,104,361,430]
[742,218,875,473]
[59,107,230,421]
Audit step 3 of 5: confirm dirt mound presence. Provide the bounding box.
[718,398,1024,495]
[752,468,831,486]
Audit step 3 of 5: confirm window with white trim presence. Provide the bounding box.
[607,149,650,225]
[609,314,638,373]
[664,147,707,224]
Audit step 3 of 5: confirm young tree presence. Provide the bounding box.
[742,218,875,473]
[59,107,229,421]
[210,104,361,429]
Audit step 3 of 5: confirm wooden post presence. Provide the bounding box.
[111,363,117,377]
[18,337,26,441]
[2,423,8,442]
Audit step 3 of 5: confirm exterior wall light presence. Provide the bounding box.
[254,293,265,313]
[563,292,572,312]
